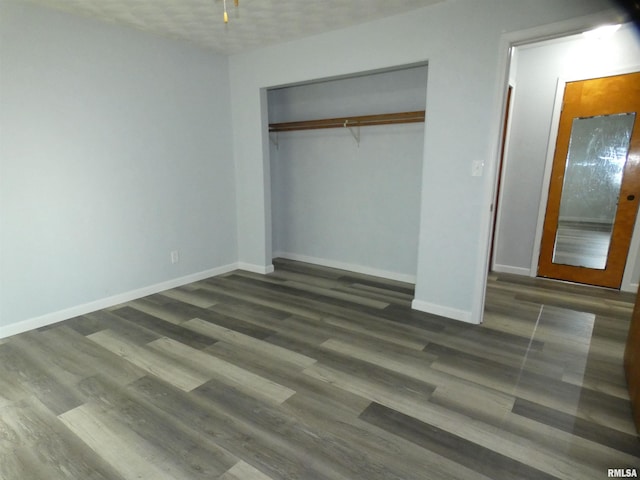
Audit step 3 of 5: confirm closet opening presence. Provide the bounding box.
[267,64,428,284]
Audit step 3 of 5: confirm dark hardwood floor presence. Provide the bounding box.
[1,258,639,479]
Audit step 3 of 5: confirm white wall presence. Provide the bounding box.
[268,67,428,121]
[229,0,618,323]
[494,24,640,283]
[269,67,426,281]
[0,0,625,334]
[0,1,237,335]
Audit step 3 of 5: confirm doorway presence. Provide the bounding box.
[538,72,640,288]
[490,24,640,292]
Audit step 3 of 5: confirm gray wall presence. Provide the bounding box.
[268,68,427,280]
[0,0,625,333]
[0,1,237,331]
[494,25,640,280]
[229,0,617,323]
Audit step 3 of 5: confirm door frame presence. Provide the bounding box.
[530,65,640,291]
[475,10,629,324]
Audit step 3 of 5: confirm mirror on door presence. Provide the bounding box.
[552,112,636,269]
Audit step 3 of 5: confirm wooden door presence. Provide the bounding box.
[538,72,640,288]
[624,278,640,433]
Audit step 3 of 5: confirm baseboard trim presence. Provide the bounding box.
[0,263,238,340]
[236,262,275,274]
[411,299,475,324]
[622,282,639,293]
[273,252,416,284]
[492,264,531,276]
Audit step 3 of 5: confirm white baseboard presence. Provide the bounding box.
[411,299,476,324]
[273,252,416,284]
[0,263,238,340]
[236,262,275,274]
[492,264,531,276]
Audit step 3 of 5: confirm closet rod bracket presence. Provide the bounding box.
[344,120,360,147]
[269,132,279,149]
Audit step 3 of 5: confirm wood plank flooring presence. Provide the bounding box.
[554,220,612,269]
[1,258,639,479]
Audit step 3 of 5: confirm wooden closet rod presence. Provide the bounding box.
[269,110,425,132]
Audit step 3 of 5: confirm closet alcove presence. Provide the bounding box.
[267,64,428,283]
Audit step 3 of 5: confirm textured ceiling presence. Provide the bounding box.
[21,0,445,55]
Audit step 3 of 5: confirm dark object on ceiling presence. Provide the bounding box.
[613,0,640,30]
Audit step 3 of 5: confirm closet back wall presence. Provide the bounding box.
[269,67,427,282]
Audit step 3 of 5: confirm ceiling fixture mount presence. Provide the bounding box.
[223,0,240,24]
